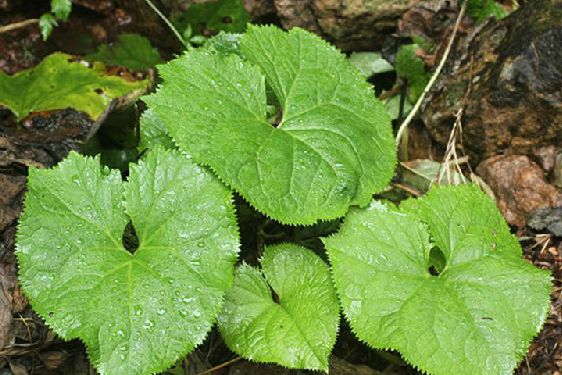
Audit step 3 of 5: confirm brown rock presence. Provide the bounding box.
[274,0,323,37]
[421,0,562,166]
[73,0,115,15]
[156,0,275,20]
[274,0,422,50]
[0,173,26,233]
[553,150,562,188]
[534,145,557,172]
[398,0,461,41]
[476,155,562,226]
[242,0,276,19]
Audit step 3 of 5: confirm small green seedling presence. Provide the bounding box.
[171,0,249,44]
[40,0,72,40]
[395,44,431,103]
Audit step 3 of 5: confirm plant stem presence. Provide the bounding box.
[142,0,191,50]
[193,357,242,375]
[395,0,467,146]
[0,19,40,34]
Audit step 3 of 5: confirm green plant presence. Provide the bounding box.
[171,0,249,45]
[395,44,431,103]
[144,24,397,224]
[40,0,72,40]
[346,45,428,121]
[0,53,148,121]
[85,34,163,70]
[218,243,340,371]
[324,184,551,375]
[16,25,551,375]
[18,147,240,375]
[467,0,510,24]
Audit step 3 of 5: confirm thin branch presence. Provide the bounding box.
[395,0,468,146]
[0,19,40,34]
[391,182,422,197]
[436,107,467,186]
[193,357,242,375]
[142,0,190,50]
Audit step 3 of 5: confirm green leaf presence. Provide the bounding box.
[411,36,436,53]
[467,0,509,24]
[85,34,164,70]
[51,0,72,21]
[144,25,396,224]
[382,92,412,121]
[399,159,465,192]
[171,0,249,37]
[17,148,240,375]
[0,53,148,121]
[138,108,177,151]
[395,44,430,102]
[348,52,394,78]
[416,184,523,264]
[323,185,551,375]
[39,13,57,41]
[217,243,339,371]
[203,32,244,58]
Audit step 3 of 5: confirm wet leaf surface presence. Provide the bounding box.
[218,244,339,371]
[17,148,240,375]
[145,25,396,224]
[324,185,552,375]
[0,52,148,121]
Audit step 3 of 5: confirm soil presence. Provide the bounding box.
[0,1,560,375]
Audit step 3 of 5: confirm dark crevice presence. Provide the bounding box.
[269,285,280,304]
[428,265,439,276]
[122,221,139,254]
[428,247,446,276]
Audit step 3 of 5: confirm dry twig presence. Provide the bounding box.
[0,19,40,34]
[395,0,468,147]
[193,357,242,375]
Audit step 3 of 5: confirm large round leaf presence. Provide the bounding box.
[17,148,239,375]
[323,185,551,375]
[217,243,340,371]
[143,25,396,224]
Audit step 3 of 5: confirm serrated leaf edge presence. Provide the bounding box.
[219,243,340,372]
[16,150,242,375]
[322,195,553,375]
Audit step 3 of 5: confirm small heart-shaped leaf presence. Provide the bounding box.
[144,25,396,224]
[324,185,551,375]
[17,148,239,375]
[217,243,340,371]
